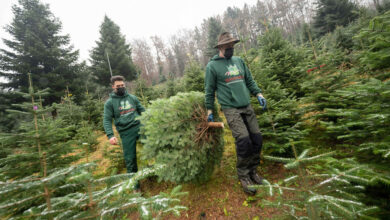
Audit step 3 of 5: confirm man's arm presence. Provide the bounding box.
[205,64,217,113]
[242,59,262,96]
[134,96,145,114]
[103,100,114,139]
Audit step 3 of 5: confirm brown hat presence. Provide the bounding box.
[214,32,240,48]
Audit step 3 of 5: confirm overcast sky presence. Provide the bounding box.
[0,0,259,62]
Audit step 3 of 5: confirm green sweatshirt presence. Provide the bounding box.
[205,55,262,110]
[103,91,145,139]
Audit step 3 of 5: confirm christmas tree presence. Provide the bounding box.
[0,73,77,180]
[90,15,138,87]
[139,92,224,183]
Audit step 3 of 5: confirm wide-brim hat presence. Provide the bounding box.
[214,32,240,48]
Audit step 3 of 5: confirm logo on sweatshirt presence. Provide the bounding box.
[225,65,240,76]
[119,100,135,115]
[225,64,244,84]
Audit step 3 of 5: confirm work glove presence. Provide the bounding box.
[207,113,214,122]
[257,96,267,110]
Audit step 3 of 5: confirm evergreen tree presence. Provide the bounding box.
[205,17,223,58]
[0,90,21,132]
[313,0,359,36]
[183,60,204,92]
[165,74,177,98]
[80,92,104,129]
[0,73,77,180]
[257,28,305,97]
[246,49,302,156]
[375,0,390,13]
[319,78,390,173]
[257,147,380,219]
[355,11,390,70]
[1,158,188,219]
[90,16,138,87]
[0,0,83,106]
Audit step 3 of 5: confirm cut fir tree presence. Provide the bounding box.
[139,91,224,183]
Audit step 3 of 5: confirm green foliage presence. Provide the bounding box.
[54,94,83,129]
[73,123,99,152]
[139,92,224,183]
[0,74,78,180]
[0,0,83,106]
[259,148,380,219]
[165,78,177,98]
[299,62,356,145]
[132,76,155,107]
[0,164,188,219]
[90,15,138,87]
[183,60,204,92]
[320,78,390,165]
[313,0,359,36]
[355,11,390,70]
[246,49,303,156]
[205,17,223,58]
[257,28,305,96]
[163,77,185,98]
[81,93,104,129]
[375,0,390,13]
[102,142,126,175]
[0,90,21,132]
[55,91,104,131]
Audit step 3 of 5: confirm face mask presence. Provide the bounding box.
[224,47,234,59]
[115,87,126,96]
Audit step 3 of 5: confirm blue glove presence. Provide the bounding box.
[257,96,267,110]
[207,113,214,122]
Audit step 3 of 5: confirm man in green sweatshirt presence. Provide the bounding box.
[103,75,145,190]
[205,32,267,195]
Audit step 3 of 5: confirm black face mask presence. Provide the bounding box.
[115,87,126,96]
[224,47,234,59]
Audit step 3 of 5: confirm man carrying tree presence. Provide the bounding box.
[103,75,145,192]
[205,32,267,195]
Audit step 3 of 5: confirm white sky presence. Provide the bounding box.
[0,0,259,62]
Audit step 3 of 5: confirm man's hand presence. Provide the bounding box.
[207,110,214,122]
[109,137,118,145]
[207,113,214,122]
[257,94,267,110]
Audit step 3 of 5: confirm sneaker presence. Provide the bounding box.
[250,172,263,185]
[239,177,257,195]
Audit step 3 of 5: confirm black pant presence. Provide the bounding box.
[223,105,263,179]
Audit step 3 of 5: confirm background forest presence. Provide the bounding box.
[0,0,389,219]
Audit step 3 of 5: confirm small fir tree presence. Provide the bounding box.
[257,28,305,97]
[0,73,77,179]
[246,48,303,156]
[183,60,204,92]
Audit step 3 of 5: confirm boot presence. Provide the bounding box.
[239,177,257,195]
[250,172,263,185]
